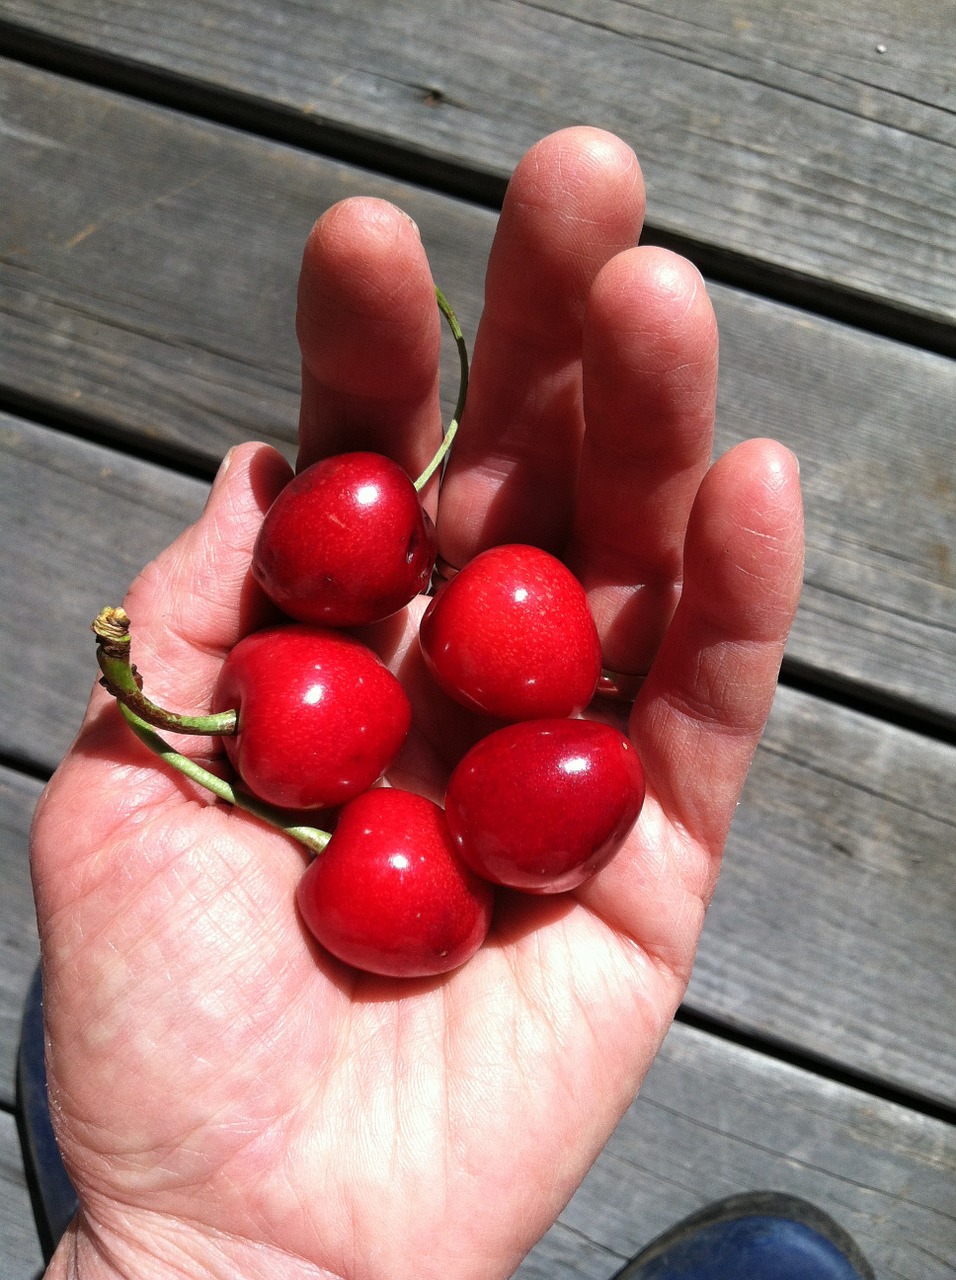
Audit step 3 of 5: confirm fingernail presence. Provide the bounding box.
[398,208,421,238]
[205,447,236,507]
[216,447,236,481]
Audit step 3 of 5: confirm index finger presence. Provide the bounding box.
[296,197,443,492]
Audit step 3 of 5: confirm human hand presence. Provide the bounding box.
[32,127,804,1280]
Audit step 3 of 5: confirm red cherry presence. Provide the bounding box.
[252,452,437,627]
[296,789,495,977]
[213,625,411,809]
[445,719,645,893]
[418,544,601,721]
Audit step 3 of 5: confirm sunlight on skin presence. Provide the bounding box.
[33,127,803,1280]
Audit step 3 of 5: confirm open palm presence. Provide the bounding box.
[32,129,803,1280]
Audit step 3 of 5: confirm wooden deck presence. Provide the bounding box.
[2,2,954,1275]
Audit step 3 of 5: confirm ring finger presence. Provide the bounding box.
[567,246,719,679]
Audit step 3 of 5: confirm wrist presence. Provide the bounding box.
[45,1211,344,1280]
[45,1216,201,1280]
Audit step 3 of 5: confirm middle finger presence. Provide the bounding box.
[437,127,646,567]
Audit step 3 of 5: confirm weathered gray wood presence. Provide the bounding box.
[689,683,956,1109]
[3,63,955,726]
[1,59,302,465]
[4,0,955,343]
[0,415,209,774]
[519,1020,956,1280]
[2,411,954,1106]
[0,1107,45,1278]
[712,288,956,729]
[0,768,42,1111]
[0,54,491,465]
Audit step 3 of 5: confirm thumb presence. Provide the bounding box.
[111,441,292,716]
[31,442,292,897]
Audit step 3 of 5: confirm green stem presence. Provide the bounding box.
[118,702,331,856]
[92,606,237,736]
[414,287,470,493]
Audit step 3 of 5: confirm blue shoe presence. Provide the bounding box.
[611,1192,875,1279]
[17,963,79,1263]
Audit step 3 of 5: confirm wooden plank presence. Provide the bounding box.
[0,415,208,772]
[688,683,956,1109]
[519,1020,956,1280]
[712,288,956,729]
[1,413,954,1106]
[0,1108,45,1278]
[1,60,304,466]
[3,63,955,725]
[0,54,491,466]
[0,767,42,1110]
[3,0,955,340]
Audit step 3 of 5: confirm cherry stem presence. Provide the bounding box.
[414,287,469,493]
[92,606,239,736]
[118,702,331,856]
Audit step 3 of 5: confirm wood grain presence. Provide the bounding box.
[0,1107,45,1278]
[519,1019,956,1280]
[0,415,209,773]
[689,683,956,1109]
[712,288,956,728]
[3,0,955,341]
[0,768,42,1110]
[4,63,955,727]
